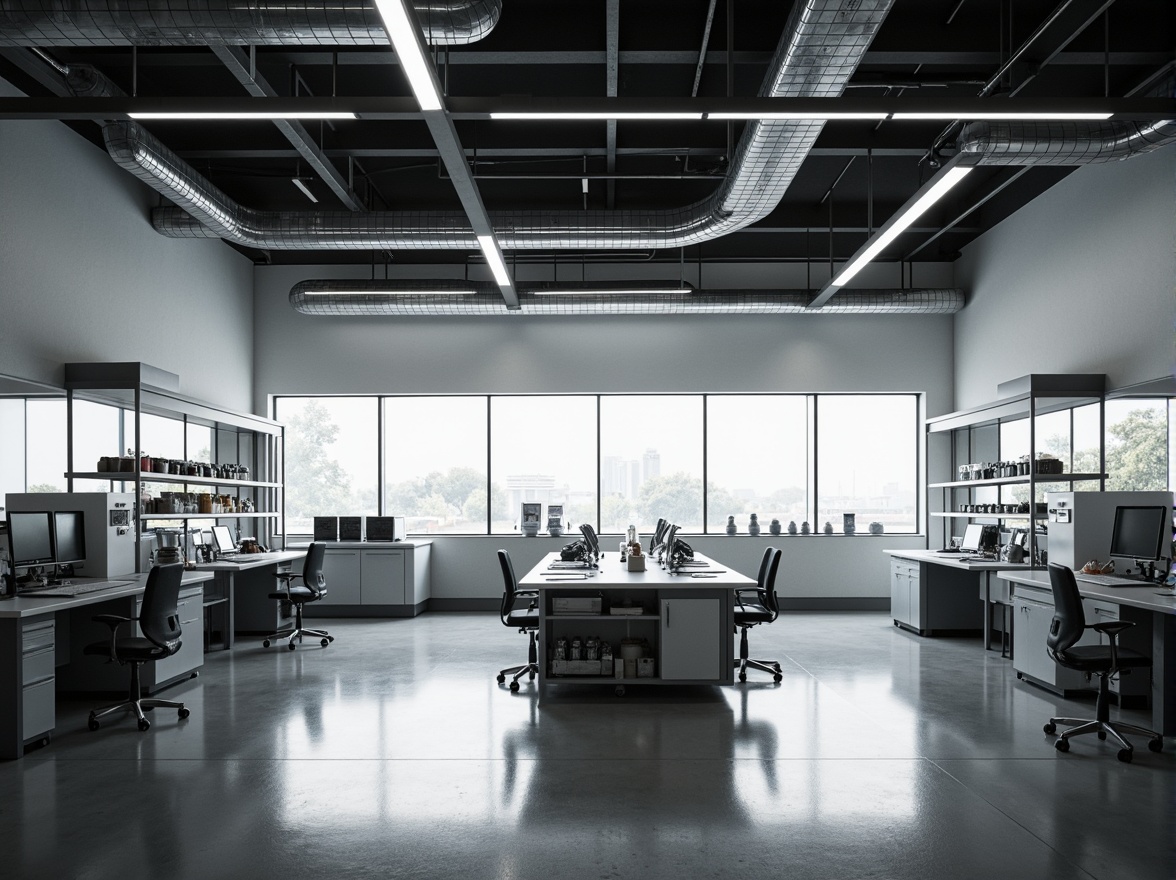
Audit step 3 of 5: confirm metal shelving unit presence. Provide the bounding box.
[63,362,284,572]
[925,374,1107,562]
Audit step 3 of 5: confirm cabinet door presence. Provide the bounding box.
[320,549,362,605]
[660,598,721,680]
[908,565,923,628]
[1013,598,1058,684]
[153,592,204,684]
[889,560,911,626]
[360,550,406,605]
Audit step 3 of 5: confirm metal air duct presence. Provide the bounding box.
[0,1,501,46]
[130,0,894,249]
[289,281,965,316]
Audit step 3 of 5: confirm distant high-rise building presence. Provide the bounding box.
[642,448,661,482]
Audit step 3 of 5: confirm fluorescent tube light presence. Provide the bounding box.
[291,178,319,204]
[490,112,702,121]
[128,111,356,120]
[892,112,1113,121]
[373,0,444,112]
[477,235,512,287]
[531,288,688,296]
[707,112,887,120]
[831,166,973,287]
[303,289,475,297]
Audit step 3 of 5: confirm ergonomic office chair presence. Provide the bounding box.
[263,542,334,650]
[733,547,783,682]
[496,549,540,692]
[83,562,191,732]
[1042,563,1163,762]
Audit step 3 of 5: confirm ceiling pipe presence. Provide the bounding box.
[0,0,502,47]
[288,280,964,316]
[132,0,895,249]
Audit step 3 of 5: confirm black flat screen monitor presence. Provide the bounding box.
[53,511,86,566]
[7,511,55,568]
[1109,506,1167,561]
[211,525,237,554]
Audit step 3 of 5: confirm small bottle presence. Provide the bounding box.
[627,524,637,545]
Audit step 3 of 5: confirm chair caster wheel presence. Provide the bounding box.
[1043,722,1056,735]
[1147,737,1163,753]
[1054,739,1070,753]
[1016,672,1023,680]
[773,673,782,682]
[327,636,335,642]
[178,707,190,720]
[738,672,747,682]
[528,670,536,680]
[1097,731,1107,741]
[497,674,506,683]
[509,681,520,692]
[1117,748,1133,763]
[615,685,625,697]
[288,642,297,651]
[88,715,100,732]
[321,638,330,648]
[138,719,151,732]
[263,639,271,648]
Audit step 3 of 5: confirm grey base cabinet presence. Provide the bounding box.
[1013,583,1150,704]
[308,542,431,617]
[660,597,722,680]
[22,619,56,745]
[890,556,983,636]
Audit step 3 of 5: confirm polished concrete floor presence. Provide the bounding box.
[2,612,1173,880]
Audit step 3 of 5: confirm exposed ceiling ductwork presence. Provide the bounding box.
[0,0,502,47]
[288,281,965,316]
[120,0,896,250]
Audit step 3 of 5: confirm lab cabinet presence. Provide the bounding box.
[889,556,981,636]
[890,557,921,631]
[660,597,722,680]
[22,619,56,745]
[306,542,431,617]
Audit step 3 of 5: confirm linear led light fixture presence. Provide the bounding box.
[830,163,973,288]
[707,112,887,120]
[491,112,703,121]
[477,235,512,287]
[892,111,1113,120]
[373,0,444,112]
[291,178,319,203]
[531,288,690,296]
[302,288,476,296]
[128,111,356,120]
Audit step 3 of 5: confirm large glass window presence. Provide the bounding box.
[816,395,918,534]
[600,396,703,534]
[275,397,378,534]
[706,395,809,533]
[1104,398,1168,491]
[0,399,26,502]
[385,397,489,534]
[490,396,597,535]
[26,399,66,493]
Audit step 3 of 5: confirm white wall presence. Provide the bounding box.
[0,77,254,410]
[255,263,955,601]
[953,146,1176,407]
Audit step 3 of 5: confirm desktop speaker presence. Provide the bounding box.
[313,516,338,541]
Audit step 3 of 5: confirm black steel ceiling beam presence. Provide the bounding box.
[1,95,1169,120]
[605,0,619,209]
[211,45,365,211]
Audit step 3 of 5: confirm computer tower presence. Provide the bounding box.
[1046,491,1173,570]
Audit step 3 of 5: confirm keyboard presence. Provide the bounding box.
[25,580,133,598]
[219,552,286,565]
[1075,573,1154,587]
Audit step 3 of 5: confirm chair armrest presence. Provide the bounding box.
[90,613,132,663]
[1091,620,1134,638]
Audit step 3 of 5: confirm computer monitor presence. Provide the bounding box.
[211,525,237,554]
[959,523,984,552]
[1108,506,1167,562]
[53,511,86,566]
[7,511,55,568]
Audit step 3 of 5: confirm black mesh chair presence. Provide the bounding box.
[734,547,783,682]
[496,549,539,692]
[1042,563,1163,762]
[84,562,191,733]
[263,543,334,650]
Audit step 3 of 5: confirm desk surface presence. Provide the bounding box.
[998,569,1176,615]
[884,548,1033,572]
[193,549,306,572]
[0,570,214,618]
[520,552,757,590]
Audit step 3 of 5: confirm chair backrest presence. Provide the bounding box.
[302,542,327,597]
[498,549,521,625]
[1046,563,1086,658]
[139,562,185,654]
[758,547,782,619]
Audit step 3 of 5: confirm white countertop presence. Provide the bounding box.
[519,551,757,590]
[193,549,306,572]
[883,548,1033,572]
[0,569,214,618]
[287,540,431,549]
[997,569,1176,615]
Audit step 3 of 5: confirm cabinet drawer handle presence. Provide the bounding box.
[24,674,54,688]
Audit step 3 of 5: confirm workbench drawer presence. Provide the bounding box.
[23,678,55,741]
